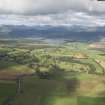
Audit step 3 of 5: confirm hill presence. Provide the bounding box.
[0,25,105,42]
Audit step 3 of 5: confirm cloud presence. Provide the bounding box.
[0,0,105,27]
[0,0,105,15]
[0,12,105,27]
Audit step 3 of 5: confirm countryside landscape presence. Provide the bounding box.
[0,37,105,105]
[0,0,105,105]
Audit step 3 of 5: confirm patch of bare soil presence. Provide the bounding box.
[73,53,88,59]
[89,43,105,49]
[0,71,34,80]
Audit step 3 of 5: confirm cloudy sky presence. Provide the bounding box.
[0,0,105,27]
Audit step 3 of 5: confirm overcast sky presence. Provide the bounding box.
[0,0,105,27]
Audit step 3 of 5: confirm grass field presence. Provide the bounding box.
[0,40,105,105]
[12,75,105,105]
[0,81,16,105]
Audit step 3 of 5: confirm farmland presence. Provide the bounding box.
[0,38,105,105]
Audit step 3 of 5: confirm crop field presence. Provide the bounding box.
[0,39,105,105]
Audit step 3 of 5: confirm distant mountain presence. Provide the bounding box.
[0,25,105,42]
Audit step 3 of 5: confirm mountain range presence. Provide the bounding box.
[0,25,105,42]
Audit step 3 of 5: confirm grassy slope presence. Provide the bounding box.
[12,76,77,105]
[12,75,105,105]
[0,60,34,79]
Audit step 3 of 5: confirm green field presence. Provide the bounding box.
[0,39,105,105]
[12,76,105,105]
[0,81,16,105]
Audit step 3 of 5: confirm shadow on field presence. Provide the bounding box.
[77,96,105,105]
[65,77,79,95]
[48,65,80,95]
[0,60,17,70]
[39,71,80,105]
[13,66,80,105]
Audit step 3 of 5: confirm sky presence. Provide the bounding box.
[0,0,105,27]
